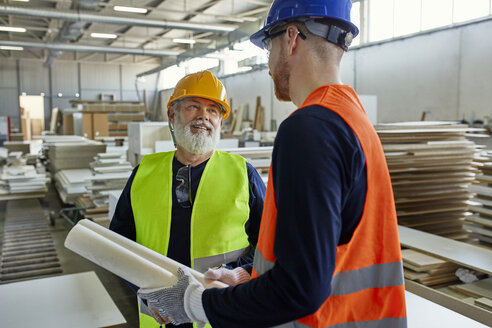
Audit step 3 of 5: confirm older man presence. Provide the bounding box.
[110,70,265,328]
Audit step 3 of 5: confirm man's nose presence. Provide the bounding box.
[195,106,210,121]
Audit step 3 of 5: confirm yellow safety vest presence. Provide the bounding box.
[131,150,250,328]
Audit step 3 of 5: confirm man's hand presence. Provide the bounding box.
[138,267,207,326]
[148,306,171,325]
[204,267,250,286]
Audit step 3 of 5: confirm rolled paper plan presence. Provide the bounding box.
[65,219,227,289]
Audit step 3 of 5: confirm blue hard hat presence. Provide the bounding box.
[250,0,359,49]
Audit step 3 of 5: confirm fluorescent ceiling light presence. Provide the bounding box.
[172,38,196,44]
[113,6,148,14]
[0,26,27,33]
[0,46,24,51]
[91,32,118,39]
[11,0,30,2]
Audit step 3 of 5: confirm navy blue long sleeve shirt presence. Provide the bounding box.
[202,105,367,327]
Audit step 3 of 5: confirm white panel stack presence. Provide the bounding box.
[222,146,273,172]
[0,165,49,195]
[376,122,483,240]
[86,152,132,208]
[54,169,92,204]
[466,150,492,246]
[40,135,106,173]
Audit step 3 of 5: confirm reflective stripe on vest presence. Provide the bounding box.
[194,247,248,272]
[269,317,407,328]
[251,85,406,327]
[131,150,250,328]
[253,249,404,296]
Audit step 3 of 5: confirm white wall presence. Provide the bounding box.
[0,59,158,130]
[347,19,492,123]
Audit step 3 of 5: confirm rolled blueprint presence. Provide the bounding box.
[65,219,227,289]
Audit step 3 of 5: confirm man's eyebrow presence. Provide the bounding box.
[186,99,219,109]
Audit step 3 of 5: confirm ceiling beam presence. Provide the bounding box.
[0,5,237,33]
[0,40,181,57]
[137,18,264,77]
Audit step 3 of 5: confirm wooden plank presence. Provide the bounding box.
[466,215,492,229]
[469,205,492,218]
[395,192,471,204]
[475,298,492,311]
[399,225,492,275]
[452,278,492,299]
[470,184,492,198]
[463,223,492,238]
[396,204,468,217]
[390,165,473,173]
[401,249,457,271]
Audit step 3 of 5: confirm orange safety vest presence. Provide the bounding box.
[251,85,407,328]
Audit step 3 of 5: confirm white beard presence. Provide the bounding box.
[173,116,220,155]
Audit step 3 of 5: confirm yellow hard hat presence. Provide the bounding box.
[167,70,231,119]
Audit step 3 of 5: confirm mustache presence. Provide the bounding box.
[188,119,214,130]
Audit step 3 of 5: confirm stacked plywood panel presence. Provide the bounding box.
[0,165,49,196]
[376,122,482,240]
[465,150,492,246]
[402,249,460,287]
[54,169,92,204]
[85,173,131,208]
[40,136,106,173]
[86,152,132,208]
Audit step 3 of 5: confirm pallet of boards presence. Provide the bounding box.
[376,121,485,240]
[466,150,492,247]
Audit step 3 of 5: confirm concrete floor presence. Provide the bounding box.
[0,184,139,327]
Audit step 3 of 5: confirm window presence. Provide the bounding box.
[421,0,453,31]
[351,1,361,46]
[453,0,490,23]
[369,0,394,41]
[393,0,421,37]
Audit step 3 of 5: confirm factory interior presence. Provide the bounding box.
[1,0,492,327]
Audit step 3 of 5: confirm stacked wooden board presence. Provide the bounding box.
[402,248,460,287]
[466,150,492,246]
[400,226,492,325]
[40,136,106,173]
[376,122,483,240]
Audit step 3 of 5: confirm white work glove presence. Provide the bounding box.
[138,268,209,327]
[204,266,250,286]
